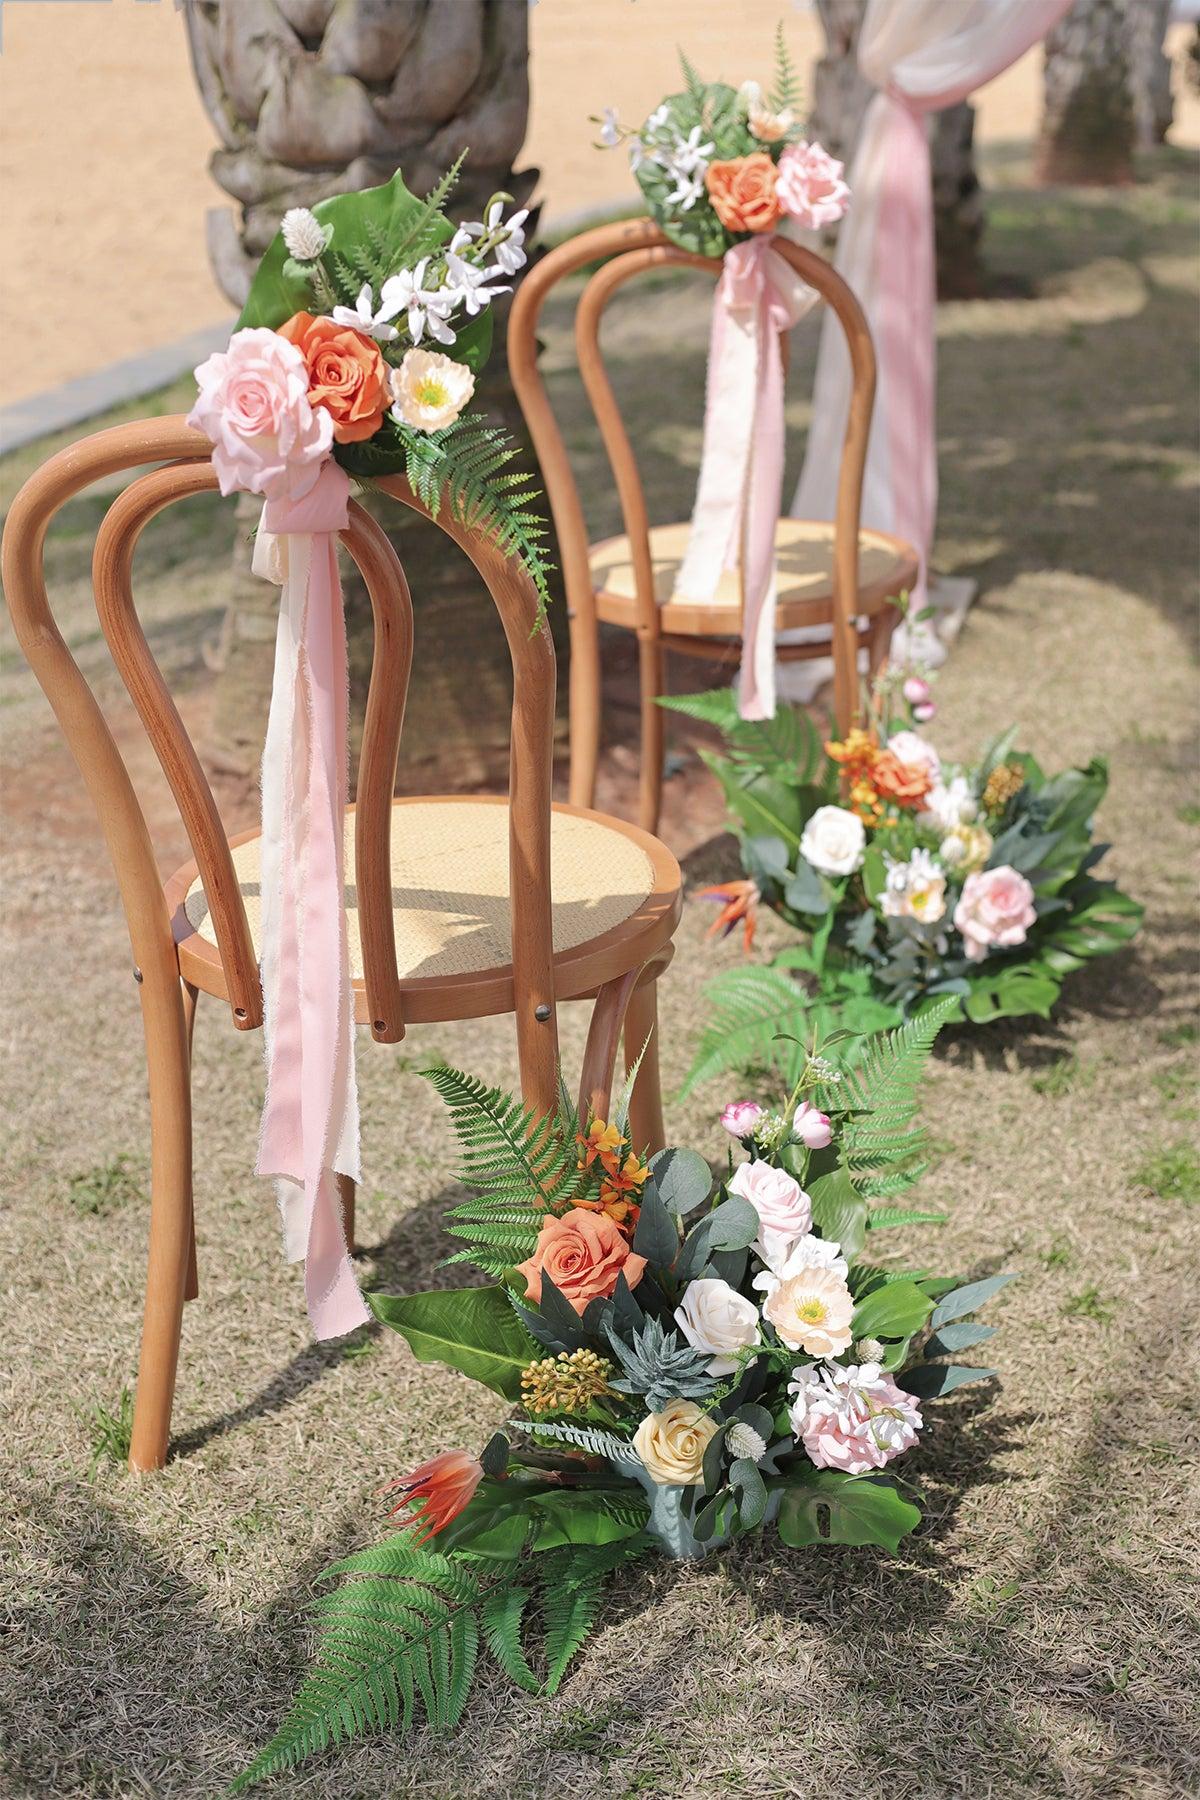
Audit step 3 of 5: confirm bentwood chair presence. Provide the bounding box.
[508,218,920,834]
[2,416,681,1472]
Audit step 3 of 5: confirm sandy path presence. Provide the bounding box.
[4,1,1196,411]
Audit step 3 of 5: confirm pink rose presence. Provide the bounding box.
[793,1102,832,1150]
[914,702,936,723]
[775,140,850,230]
[720,1101,764,1140]
[188,327,332,503]
[953,864,1037,963]
[728,1159,811,1263]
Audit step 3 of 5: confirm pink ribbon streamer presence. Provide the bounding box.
[675,237,813,721]
[253,460,368,1340]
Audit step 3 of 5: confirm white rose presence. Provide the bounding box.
[728,1160,812,1266]
[674,1277,760,1374]
[886,730,941,783]
[799,805,865,878]
[921,775,976,831]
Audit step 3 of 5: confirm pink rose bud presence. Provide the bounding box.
[913,701,936,722]
[720,1101,764,1139]
[903,675,931,705]
[793,1102,832,1149]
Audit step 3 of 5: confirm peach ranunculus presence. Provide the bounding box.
[704,153,782,234]
[872,748,934,809]
[278,311,390,443]
[953,864,1037,963]
[516,1208,646,1314]
[775,140,850,229]
[188,327,332,503]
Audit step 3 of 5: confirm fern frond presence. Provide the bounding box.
[233,1542,510,1791]
[681,965,808,1096]
[769,20,803,115]
[536,1539,652,1696]
[482,1585,541,1693]
[867,1206,948,1229]
[512,1417,642,1469]
[387,151,466,270]
[659,688,822,780]
[677,46,707,110]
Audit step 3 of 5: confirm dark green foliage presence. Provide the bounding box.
[605,1317,717,1411]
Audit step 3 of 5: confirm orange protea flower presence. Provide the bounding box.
[696,879,760,952]
[576,1117,623,1170]
[872,748,933,808]
[381,1449,483,1543]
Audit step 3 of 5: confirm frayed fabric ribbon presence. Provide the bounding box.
[674,236,816,721]
[252,460,368,1340]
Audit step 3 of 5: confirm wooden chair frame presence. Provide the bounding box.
[508,217,916,832]
[2,415,680,1471]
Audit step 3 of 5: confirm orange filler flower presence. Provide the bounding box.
[576,1117,623,1170]
[382,1449,483,1543]
[696,878,760,952]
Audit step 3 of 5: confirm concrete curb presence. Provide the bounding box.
[0,319,235,456]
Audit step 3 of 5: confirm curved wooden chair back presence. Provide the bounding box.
[2,416,560,1114]
[508,216,878,733]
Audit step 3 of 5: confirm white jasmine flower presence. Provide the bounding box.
[331,281,399,342]
[379,259,458,346]
[725,1420,768,1462]
[444,248,512,315]
[598,105,621,147]
[280,206,329,262]
[389,349,475,432]
[488,203,529,276]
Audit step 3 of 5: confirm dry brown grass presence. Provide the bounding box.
[1,149,1198,1799]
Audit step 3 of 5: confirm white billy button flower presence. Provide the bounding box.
[725,1420,768,1462]
[331,281,399,342]
[280,206,329,262]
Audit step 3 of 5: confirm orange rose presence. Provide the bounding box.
[872,749,933,808]
[704,154,781,234]
[277,312,389,443]
[516,1208,646,1315]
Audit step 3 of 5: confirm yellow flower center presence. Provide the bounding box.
[415,378,450,408]
[795,1298,828,1325]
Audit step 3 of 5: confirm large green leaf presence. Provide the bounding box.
[369,1286,537,1400]
[851,1278,934,1341]
[528,1490,651,1549]
[777,1472,921,1552]
[806,1166,867,1259]
[237,168,452,331]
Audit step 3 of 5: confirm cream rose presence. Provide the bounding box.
[728,1159,812,1265]
[390,349,475,431]
[674,1277,760,1375]
[799,805,865,878]
[633,1399,719,1486]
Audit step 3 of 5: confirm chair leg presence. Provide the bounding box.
[636,633,665,836]
[578,968,641,1125]
[128,958,194,1474]
[336,1171,356,1255]
[182,981,199,1304]
[568,601,602,810]
[624,969,666,1156]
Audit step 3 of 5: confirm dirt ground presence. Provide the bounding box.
[2,1,1200,406]
[1,148,1199,1797]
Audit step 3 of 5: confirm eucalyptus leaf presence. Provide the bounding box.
[901,1363,997,1398]
[631,1180,681,1267]
[930,1273,1016,1328]
[729,1457,767,1530]
[649,1147,714,1216]
[925,1321,996,1357]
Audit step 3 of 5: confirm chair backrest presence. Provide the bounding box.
[1,416,560,1113]
[508,217,878,732]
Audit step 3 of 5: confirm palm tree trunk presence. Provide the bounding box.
[1036,0,1135,185]
[183,0,548,782]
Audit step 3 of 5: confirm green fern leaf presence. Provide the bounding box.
[387,151,466,270]
[769,20,802,115]
[867,1206,949,1229]
[680,965,808,1096]
[677,46,707,110]
[482,1585,541,1693]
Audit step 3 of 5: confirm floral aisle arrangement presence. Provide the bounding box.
[236,1006,1011,1787]
[183,161,552,1344]
[660,685,1141,1086]
[594,33,851,720]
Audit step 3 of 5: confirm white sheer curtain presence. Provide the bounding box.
[783,0,1072,681]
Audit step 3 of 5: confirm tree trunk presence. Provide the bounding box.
[1036,0,1135,185]
[183,0,552,785]
[809,0,982,300]
[1127,0,1174,149]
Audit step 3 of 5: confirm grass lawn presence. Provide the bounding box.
[1,148,1197,1798]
